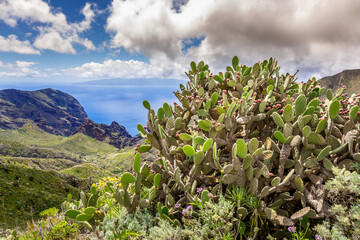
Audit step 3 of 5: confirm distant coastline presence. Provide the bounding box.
[73,78,185,86]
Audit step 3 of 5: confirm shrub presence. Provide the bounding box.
[2,207,83,240]
[314,167,360,239]
[58,57,360,239]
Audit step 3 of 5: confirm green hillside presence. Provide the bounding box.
[0,123,136,175]
[59,163,111,179]
[0,163,86,228]
[0,123,138,228]
[0,122,63,145]
[54,133,117,155]
[0,122,117,155]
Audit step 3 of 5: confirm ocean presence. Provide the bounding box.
[0,78,184,136]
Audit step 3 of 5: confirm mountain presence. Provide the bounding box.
[318,69,360,95]
[0,88,140,149]
[72,119,141,148]
[0,88,87,136]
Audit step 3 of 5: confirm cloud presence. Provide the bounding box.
[15,61,36,68]
[0,0,96,54]
[0,34,40,54]
[0,61,43,77]
[34,31,76,54]
[0,0,56,27]
[33,2,96,53]
[106,0,360,79]
[64,59,169,79]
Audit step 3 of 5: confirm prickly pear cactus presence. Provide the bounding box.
[64,189,104,230]
[112,152,158,213]
[132,57,360,230]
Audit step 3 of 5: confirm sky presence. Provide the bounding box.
[0,0,360,134]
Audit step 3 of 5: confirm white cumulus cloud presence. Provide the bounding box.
[64,59,166,79]
[34,31,76,54]
[106,0,360,80]
[0,0,96,54]
[0,61,43,77]
[15,61,36,68]
[0,35,40,54]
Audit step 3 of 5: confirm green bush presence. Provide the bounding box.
[117,57,360,238]
[314,167,360,239]
[2,208,82,240]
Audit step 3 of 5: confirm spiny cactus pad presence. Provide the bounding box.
[124,56,359,235]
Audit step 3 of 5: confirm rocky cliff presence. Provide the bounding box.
[0,88,87,136]
[72,119,141,148]
[318,69,360,95]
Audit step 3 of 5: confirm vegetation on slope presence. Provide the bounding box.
[60,163,112,179]
[0,163,87,229]
[0,124,138,229]
[0,123,116,155]
[0,123,135,175]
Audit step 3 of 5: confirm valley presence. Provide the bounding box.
[0,88,150,228]
[0,123,138,228]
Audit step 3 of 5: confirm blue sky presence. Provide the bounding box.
[1,0,360,134]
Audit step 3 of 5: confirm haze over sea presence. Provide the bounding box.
[0,79,183,136]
